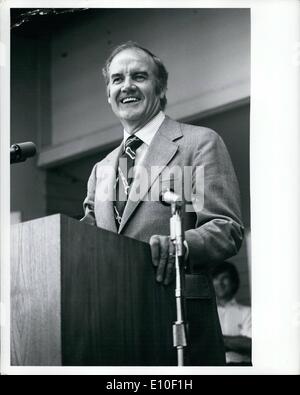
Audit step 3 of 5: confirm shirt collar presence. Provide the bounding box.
[218,298,238,309]
[123,111,165,146]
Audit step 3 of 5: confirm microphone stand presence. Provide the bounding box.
[169,201,188,366]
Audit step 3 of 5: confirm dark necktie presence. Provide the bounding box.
[114,135,143,227]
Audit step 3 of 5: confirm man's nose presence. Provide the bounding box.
[121,77,136,92]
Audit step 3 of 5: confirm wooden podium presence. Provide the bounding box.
[11,214,178,366]
[11,214,223,366]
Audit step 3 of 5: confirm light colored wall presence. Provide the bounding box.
[38,8,250,167]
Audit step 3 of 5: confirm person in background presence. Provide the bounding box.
[212,261,251,365]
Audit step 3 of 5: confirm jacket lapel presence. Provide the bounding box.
[97,144,122,233]
[118,117,182,233]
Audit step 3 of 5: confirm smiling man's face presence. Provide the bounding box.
[107,48,165,134]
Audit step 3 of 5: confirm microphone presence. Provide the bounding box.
[10,142,37,164]
[160,189,182,207]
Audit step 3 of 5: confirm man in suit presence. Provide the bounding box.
[81,41,244,365]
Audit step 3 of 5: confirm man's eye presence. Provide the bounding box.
[112,77,122,84]
[135,75,146,81]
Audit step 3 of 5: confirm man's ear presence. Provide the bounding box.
[159,86,167,99]
[107,85,111,104]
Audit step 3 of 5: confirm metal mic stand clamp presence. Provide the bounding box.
[169,201,188,366]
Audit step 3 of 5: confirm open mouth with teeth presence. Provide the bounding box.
[120,97,141,104]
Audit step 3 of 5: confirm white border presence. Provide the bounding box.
[1,0,300,375]
[0,0,11,377]
[250,0,300,374]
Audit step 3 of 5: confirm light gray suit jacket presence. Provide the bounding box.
[81,116,244,364]
[81,116,244,272]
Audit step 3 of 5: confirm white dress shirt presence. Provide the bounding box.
[217,298,251,363]
[123,111,165,174]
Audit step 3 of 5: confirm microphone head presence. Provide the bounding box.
[160,188,182,206]
[10,142,37,164]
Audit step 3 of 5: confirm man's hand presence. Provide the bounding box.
[150,235,176,285]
